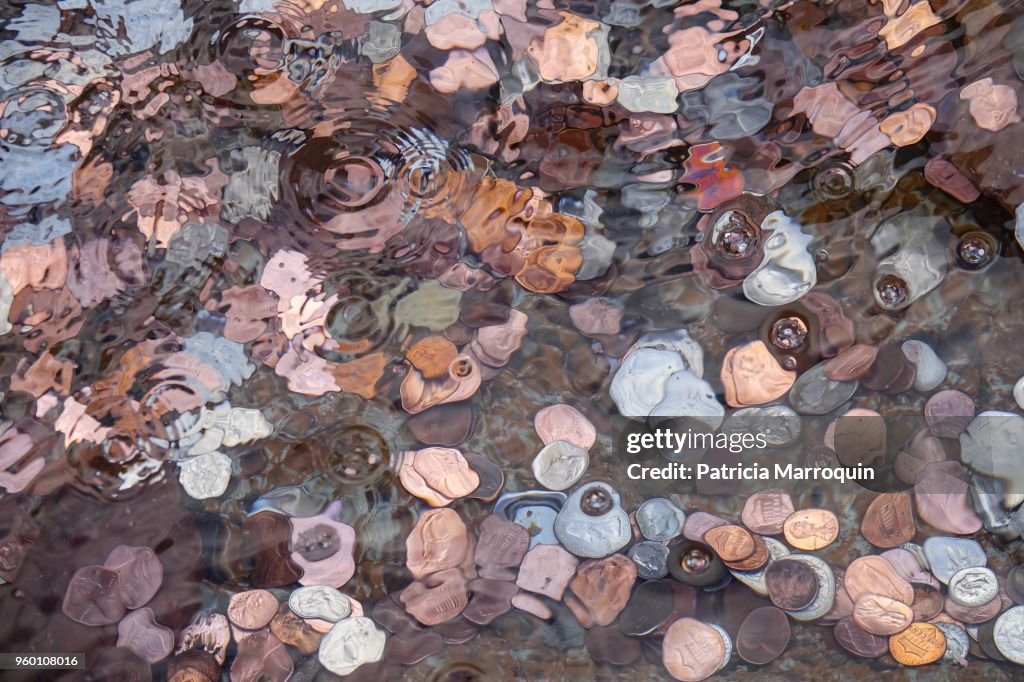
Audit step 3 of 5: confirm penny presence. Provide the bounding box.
[412,447,480,499]
[463,578,517,626]
[289,503,356,588]
[512,593,553,620]
[720,340,796,407]
[228,589,279,630]
[289,585,351,622]
[245,513,303,589]
[924,157,980,203]
[740,491,794,535]
[721,532,769,572]
[944,592,1003,624]
[993,605,1024,664]
[852,594,913,636]
[880,547,938,589]
[406,403,474,447]
[924,389,975,438]
[167,650,220,682]
[823,344,878,381]
[914,462,984,536]
[585,625,642,666]
[861,343,916,394]
[683,511,729,542]
[465,453,504,501]
[385,629,445,666]
[637,498,687,542]
[910,582,943,621]
[948,566,999,607]
[889,622,947,666]
[474,514,529,581]
[534,404,597,450]
[532,440,589,491]
[117,607,174,664]
[736,606,790,665]
[703,524,755,563]
[1007,565,1024,604]
[229,630,292,682]
[922,536,986,584]
[400,568,469,626]
[893,429,947,486]
[860,492,916,548]
[318,617,387,677]
[783,508,839,551]
[405,508,470,579]
[844,555,914,606]
[833,616,888,658]
[516,544,579,600]
[765,558,819,611]
[178,612,231,665]
[619,581,676,636]
[406,336,458,380]
[270,604,322,655]
[662,617,727,682]
[62,565,126,626]
[821,568,854,624]
[730,537,789,597]
[935,622,969,666]
[566,554,637,627]
[103,544,164,610]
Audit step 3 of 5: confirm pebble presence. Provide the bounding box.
[900,340,946,392]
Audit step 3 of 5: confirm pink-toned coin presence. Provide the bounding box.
[405,508,471,580]
[741,491,794,535]
[683,511,729,542]
[914,461,983,535]
[400,568,469,626]
[103,544,164,609]
[290,501,357,588]
[534,404,597,450]
[228,590,279,631]
[662,617,727,681]
[411,447,480,499]
[516,544,579,600]
[62,565,126,626]
[229,630,293,682]
[565,555,637,628]
[117,607,174,663]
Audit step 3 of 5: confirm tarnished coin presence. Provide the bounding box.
[318,617,386,676]
[400,569,469,626]
[1007,565,1024,605]
[860,492,916,548]
[637,498,687,542]
[289,585,352,622]
[474,514,529,581]
[228,589,279,630]
[516,544,579,600]
[765,558,818,611]
[948,566,999,607]
[628,541,670,580]
[618,580,676,637]
[662,618,727,682]
[788,361,858,415]
[586,626,641,666]
[783,509,839,551]
[412,447,480,499]
[683,511,729,542]
[820,568,854,624]
[532,440,589,491]
[736,606,790,665]
[993,605,1024,664]
[922,536,986,584]
[934,622,969,666]
[833,617,887,658]
[62,565,125,626]
[944,592,1003,624]
[103,544,164,610]
[741,491,794,535]
[889,622,946,666]
[823,344,878,382]
[722,533,769,572]
[844,555,913,606]
[785,554,836,622]
[566,555,637,627]
[116,607,174,664]
[852,594,913,636]
[924,389,974,438]
[730,537,789,596]
[703,525,755,563]
[909,582,943,621]
[534,404,596,450]
[914,462,984,536]
[230,630,293,682]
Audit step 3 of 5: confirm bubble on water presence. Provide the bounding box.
[874,274,910,310]
[956,232,997,270]
[770,316,809,350]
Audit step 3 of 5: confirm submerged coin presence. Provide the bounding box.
[62,565,125,626]
[922,536,986,584]
[554,482,631,558]
[765,558,818,611]
[405,508,470,579]
[736,606,790,664]
[852,594,913,636]
[228,589,279,630]
[785,554,836,622]
[116,607,174,664]
[783,509,839,551]
[889,622,946,666]
[637,498,687,542]
[844,555,913,606]
[318,617,386,676]
[741,491,794,535]
[730,537,789,596]
[662,618,727,682]
[534,404,597,450]
[703,525,755,563]
[860,492,916,549]
[994,606,1024,664]
[833,617,888,658]
[910,583,943,621]
[948,566,999,607]
[628,541,670,580]
[289,585,352,622]
[532,440,589,491]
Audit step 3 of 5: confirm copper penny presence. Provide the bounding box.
[405,508,470,579]
[910,582,943,621]
[736,606,790,665]
[943,592,1002,623]
[722,533,769,572]
[566,555,637,628]
[913,461,983,535]
[720,340,797,407]
[889,622,946,666]
[463,578,517,626]
[534,404,597,450]
[852,594,913,636]
[844,555,914,606]
[411,447,480,499]
[924,389,975,439]
[464,453,504,501]
[400,568,469,626]
[821,568,855,623]
[783,509,839,551]
[269,604,322,655]
[833,616,888,658]
[407,336,459,380]
[703,524,755,563]
[662,617,727,682]
[765,558,819,611]
[474,514,529,581]
[683,512,729,542]
[228,589,279,630]
[823,344,878,381]
[741,492,794,535]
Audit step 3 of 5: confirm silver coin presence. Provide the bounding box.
[948,566,999,607]
[532,440,589,491]
[934,622,969,666]
[785,554,835,622]
[636,498,686,542]
[178,451,232,500]
[723,405,802,447]
[994,605,1024,665]
[788,361,857,415]
[289,585,351,622]
[729,537,790,597]
[922,536,986,584]
[318,616,386,676]
[494,490,566,548]
[627,541,669,580]
[708,623,733,671]
[553,482,631,558]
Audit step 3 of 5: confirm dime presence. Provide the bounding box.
[844,555,914,606]
[993,606,1024,664]
[741,491,794,535]
[785,554,836,622]
[948,566,999,607]
[736,606,790,664]
[637,498,687,542]
[765,558,819,611]
[833,616,887,658]
[704,525,756,563]
[852,594,913,636]
[889,622,946,666]
[318,617,386,676]
[228,589,279,630]
[662,618,727,682]
[934,622,969,666]
[860,492,916,548]
[532,440,589,491]
[783,509,839,551]
[629,541,670,580]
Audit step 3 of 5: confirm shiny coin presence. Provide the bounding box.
[736,606,790,664]
[944,592,1003,623]
[411,446,480,499]
[628,541,670,580]
[289,585,352,622]
[948,566,999,607]
[889,622,946,666]
[833,616,888,658]
[860,492,916,548]
[994,606,1024,664]
[765,558,819,611]
[741,491,794,535]
[722,533,769,572]
[704,524,756,563]
[178,451,232,500]
[116,607,174,664]
[405,508,470,579]
[844,555,913,606]
[318,617,386,676]
[922,536,986,584]
[662,618,727,682]
[783,508,839,551]
[637,498,687,542]
[708,623,733,671]
[532,440,589,491]
[515,544,578,600]
[852,594,913,636]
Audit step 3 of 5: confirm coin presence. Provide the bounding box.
[730,537,789,596]
[765,558,819,611]
[922,536,986,584]
[405,508,470,579]
[637,498,687,542]
[844,555,913,606]
[1007,565,1024,605]
[944,592,1003,624]
[662,618,727,682]
[586,626,641,666]
[783,508,839,551]
[228,589,279,630]
[289,585,352,622]
[116,607,174,664]
[400,568,469,626]
[914,462,983,536]
[736,606,790,664]
[318,617,387,676]
[532,440,589,491]
[948,566,999,607]
[934,622,969,666]
[924,389,975,438]
[860,492,916,548]
[411,447,480,499]
[722,533,769,572]
[629,541,670,579]
[474,514,529,581]
[993,605,1024,664]
[566,554,637,627]
[534,404,596,450]
[683,511,729,542]
[785,554,836,622]
[833,616,887,658]
[619,581,676,637]
[707,623,733,672]
[889,622,946,666]
[704,524,756,563]
[910,582,943,621]
[852,594,913,636]
[516,544,579,600]
[720,340,797,407]
[823,344,878,381]
[741,491,794,535]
